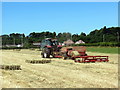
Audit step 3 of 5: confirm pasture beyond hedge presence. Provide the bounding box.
[87,47,119,54]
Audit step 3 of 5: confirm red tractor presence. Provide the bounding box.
[40,38,62,58]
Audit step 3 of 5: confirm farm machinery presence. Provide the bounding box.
[40,38,109,63]
[41,38,62,58]
[60,46,109,63]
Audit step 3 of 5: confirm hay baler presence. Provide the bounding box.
[60,46,109,63]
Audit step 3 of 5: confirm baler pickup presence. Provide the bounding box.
[74,56,109,63]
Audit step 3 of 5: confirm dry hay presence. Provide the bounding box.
[29,48,36,50]
[1,49,118,88]
[25,59,51,64]
[0,65,21,70]
[13,49,21,51]
[35,49,41,51]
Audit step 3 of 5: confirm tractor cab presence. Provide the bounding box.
[41,38,62,58]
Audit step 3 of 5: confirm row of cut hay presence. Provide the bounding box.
[0,65,21,70]
[29,48,41,51]
[25,59,51,64]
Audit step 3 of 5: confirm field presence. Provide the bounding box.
[0,48,118,88]
[87,47,119,54]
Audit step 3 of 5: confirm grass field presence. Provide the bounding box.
[0,47,118,88]
[87,47,119,54]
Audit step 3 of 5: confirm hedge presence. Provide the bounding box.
[72,42,120,47]
[1,42,120,49]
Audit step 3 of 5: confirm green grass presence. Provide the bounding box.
[87,47,119,54]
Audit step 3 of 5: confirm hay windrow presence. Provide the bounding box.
[0,65,21,70]
[25,59,51,64]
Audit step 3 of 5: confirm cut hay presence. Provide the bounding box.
[0,65,21,70]
[1,49,118,88]
[29,48,35,50]
[25,59,51,64]
[13,49,21,51]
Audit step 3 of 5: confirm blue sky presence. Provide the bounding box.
[2,2,118,36]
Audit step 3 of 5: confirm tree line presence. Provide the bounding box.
[1,26,120,47]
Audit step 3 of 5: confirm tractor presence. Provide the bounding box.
[40,38,62,58]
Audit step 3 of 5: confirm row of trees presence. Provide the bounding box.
[1,26,120,47]
[2,33,25,45]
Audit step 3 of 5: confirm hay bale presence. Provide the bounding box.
[70,51,80,57]
[0,65,5,69]
[0,65,21,70]
[25,59,51,64]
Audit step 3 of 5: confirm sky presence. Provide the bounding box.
[2,2,118,36]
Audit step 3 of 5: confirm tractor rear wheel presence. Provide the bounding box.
[42,48,51,58]
[63,53,68,60]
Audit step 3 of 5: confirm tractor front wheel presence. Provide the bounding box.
[42,52,49,58]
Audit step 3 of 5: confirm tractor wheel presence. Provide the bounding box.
[84,54,87,56]
[71,57,75,60]
[52,55,55,58]
[63,54,68,60]
[42,48,50,58]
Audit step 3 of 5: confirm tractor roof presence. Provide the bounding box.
[45,38,58,41]
[45,38,52,40]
